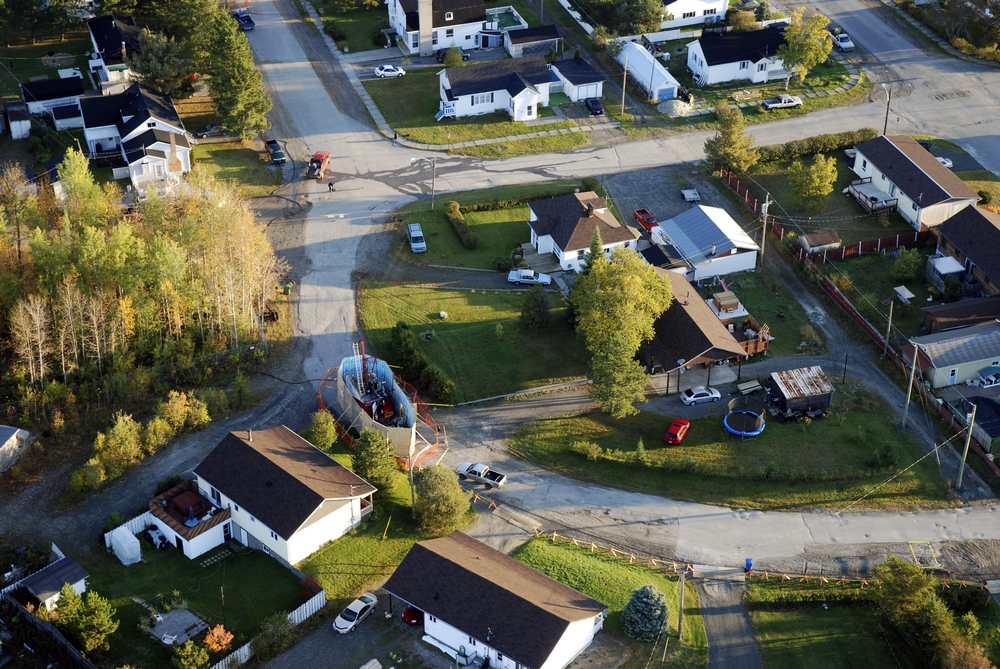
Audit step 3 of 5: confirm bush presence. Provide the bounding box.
[867,441,899,468]
[635,438,650,466]
[351,428,397,499]
[581,176,599,192]
[621,585,668,641]
[388,322,457,403]
[444,201,480,249]
[251,613,294,663]
[493,256,514,272]
[943,275,963,303]
[106,512,126,531]
[155,474,185,496]
[569,440,602,460]
[890,247,923,283]
[521,285,551,330]
[305,410,338,450]
[978,190,993,204]
[196,387,229,418]
[939,584,991,613]
[414,464,471,535]
[757,128,878,163]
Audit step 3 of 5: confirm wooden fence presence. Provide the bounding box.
[1,593,98,669]
[797,230,931,264]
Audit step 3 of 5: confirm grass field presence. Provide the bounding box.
[358,284,589,402]
[190,142,282,198]
[513,539,708,669]
[0,38,93,96]
[174,97,221,135]
[956,170,1000,207]
[450,131,591,158]
[84,544,300,668]
[312,0,389,53]
[509,380,951,510]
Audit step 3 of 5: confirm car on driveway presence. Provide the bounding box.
[832,33,854,51]
[761,94,802,110]
[508,268,552,286]
[333,592,378,633]
[374,64,406,78]
[436,47,470,62]
[146,526,168,550]
[585,98,604,115]
[265,139,286,165]
[193,123,224,138]
[663,419,691,444]
[680,386,721,406]
[401,605,424,626]
[936,156,954,168]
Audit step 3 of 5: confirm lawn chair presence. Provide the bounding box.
[162,633,176,644]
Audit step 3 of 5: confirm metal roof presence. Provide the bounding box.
[658,205,758,265]
[910,322,1000,369]
[769,366,834,400]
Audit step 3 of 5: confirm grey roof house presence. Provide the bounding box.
[88,15,144,93]
[550,56,604,101]
[903,321,1000,389]
[20,557,88,611]
[439,56,552,121]
[527,190,639,271]
[504,24,560,58]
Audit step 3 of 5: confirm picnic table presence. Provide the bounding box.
[738,380,763,395]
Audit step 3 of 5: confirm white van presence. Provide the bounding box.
[407,224,427,253]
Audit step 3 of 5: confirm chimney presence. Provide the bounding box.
[417,0,434,57]
[121,41,127,59]
[710,242,717,256]
[248,429,252,442]
[586,202,594,217]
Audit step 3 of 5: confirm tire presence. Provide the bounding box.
[378,73,385,78]
[515,281,521,285]
[713,397,720,402]
[350,625,356,633]
[486,484,493,490]
[458,474,467,481]
[795,104,802,108]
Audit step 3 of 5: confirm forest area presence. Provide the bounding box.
[0,149,289,500]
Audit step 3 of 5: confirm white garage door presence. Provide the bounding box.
[577,83,598,100]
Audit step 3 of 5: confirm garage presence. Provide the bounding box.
[576,83,599,99]
[551,58,605,102]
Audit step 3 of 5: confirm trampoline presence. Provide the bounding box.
[724,395,767,438]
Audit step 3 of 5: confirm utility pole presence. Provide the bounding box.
[883,300,893,359]
[431,156,437,211]
[901,342,919,431]
[882,83,892,136]
[842,352,848,384]
[621,51,628,117]
[957,402,977,491]
[678,569,685,641]
[759,194,770,261]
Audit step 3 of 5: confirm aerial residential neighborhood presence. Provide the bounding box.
[2,0,1000,667]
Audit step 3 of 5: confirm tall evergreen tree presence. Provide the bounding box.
[704,103,758,172]
[579,227,604,276]
[351,428,396,498]
[204,13,272,139]
[129,31,194,99]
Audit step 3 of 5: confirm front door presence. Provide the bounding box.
[949,368,958,385]
[223,522,232,542]
[240,528,248,545]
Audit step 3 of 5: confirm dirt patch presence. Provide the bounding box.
[41,53,74,67]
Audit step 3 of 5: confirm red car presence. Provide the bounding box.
[401,605,424,626]
[633,208,659,232]
[663,419,691,444]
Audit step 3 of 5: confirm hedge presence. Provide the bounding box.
[744,583,873,609]
[388,322,457,403]
[443,201,480,249]
[757,128,878,163]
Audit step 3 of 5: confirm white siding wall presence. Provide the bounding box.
[286,500,357,565]
[559,240,636,271]
[451,90,510,117]
[538,615,604,669]
[390,0,485,57]
[560,77,603,101]
[691,249,757,280]
[150,516,227,560]
[197,475,290,562]
[535,232,554,254]
[120,120,185,144]
[42,577,88,611]
[424,616,518,669]
[84,124,120,154]
[659,0,725,29]
[25,96,81,115]
[509,86,548,121]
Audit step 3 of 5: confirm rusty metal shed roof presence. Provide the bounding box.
[769,366,834,400]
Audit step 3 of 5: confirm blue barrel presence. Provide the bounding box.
[745,558,753,573]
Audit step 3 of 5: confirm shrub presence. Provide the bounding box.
[890,247,923,282]
[351,429,397,499]
[196,387,229,418]
[756,128,878,163]
[143,417,175,455]
[106,512,126,531]
[867,441,898,468]
[155,474,185,496]
[388,322,457,403]
[493,256,514,272]
[521,285,551,330]
[635,437,650,466]
[939,584,991,613]
[621,585,668,641]
[414,464,471,535]
[305,410,338,450]
[943,275,963,303]
[204,624,235,653]
[569,440,602,460]
[978,189,992,204]
[581,176,599,192]
[443,47,465,68]
[173,640,209,669]
[251,613,294,663]
[444,201,480,249]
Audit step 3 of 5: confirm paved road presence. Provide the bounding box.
[697,579,763,669]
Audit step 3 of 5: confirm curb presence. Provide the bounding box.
[881,0,1000,69]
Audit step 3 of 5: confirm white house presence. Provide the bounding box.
[384,532,608,669]
[20,77,84,115]
[851,135,979,231]
[0,425,31,473]
[80,84,190,192]
[617,40,679,102]
[660,0,726,29]
[439,56,550,121]
[528,191,640,271]
[388,0,527,55]
[652,205,759,280]
[189,427,376,566]
[550,57,604,101]
[504,24,560,58]
[686,28,786,86]
[6,101,30,140]
[87,14,143,94]
[20,557,88,611]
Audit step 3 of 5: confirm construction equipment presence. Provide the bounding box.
[307,151,331,180]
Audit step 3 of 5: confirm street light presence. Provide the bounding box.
[410,156,437,210]
[882,83,892,136]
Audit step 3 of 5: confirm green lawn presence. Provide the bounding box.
[313,0,389,53]
[190,141,282,198]
[174,97,221,136]
[359,284,589,402]
[956,170,1000,207]
[0,38,93,96]
[84,544,301,668]
[364,68,574,145]
[513,539,708,668]
[450,131,590,158]
[509,380,951,510]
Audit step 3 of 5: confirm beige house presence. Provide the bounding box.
[902,322,1000,388]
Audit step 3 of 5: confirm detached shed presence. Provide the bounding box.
[0,425,32,473]
[769,366,835,412]
[6,101,30,140]
[110,526,141,566]
[20,557,88,610]
[798,229,842,254]
[504,25,561,58]
[616,40,679,103]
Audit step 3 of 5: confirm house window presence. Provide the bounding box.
[497,653,504,662]
[881,174,886,181]
[262,544,270,555]
[429,615,437,622]
[147,121,155,128]
[270,531,278,540]
[683,11,695,17]
[412,35,418,48]
[234,504,239,512]
[432,31,438,45]
[739,61,748,70]
[912,202,918,211]
[445,10,453,19]
[703,8,716,14]
[466,34,472,39]
[250,515,256,523]
[210,487,220,504]
[472,93,493,105]
[154,164,164,178]
[527,105,533,116]
[757,62,767,72]
[861,159,867,169]
[446,28,454,37]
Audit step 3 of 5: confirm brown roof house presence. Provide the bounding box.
[850,135,978,231]
[527,191,639,271]
[922,296,1000,334]
[145,427,376,566]
[933,206,1000,296]
[383,532,607,669]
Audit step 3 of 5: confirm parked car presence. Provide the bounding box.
[680,386,721,406]
[193,123,224,139]
[761,94,803,110]
[456,462,507,489]
[436,47,470,62]
[231,9,255,30]
[401,605,424,626]
[832,32,854,51]
[663,419,691,444]
[407,223,427,253]
[264,139,286,165]
[633,208,659,232]
[936,156,954,169]
[333,592,378,633]
[374,64,406,78]
[585,98,604,115]
[508,268,552,286]
[146,526,168,550]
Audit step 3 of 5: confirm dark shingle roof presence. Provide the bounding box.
[383,532,606,669]
[507,24,559,44]
[398,0,486,31]
[81,84,183,134]
[922,296,1000,333]
[647,271,745,371]
[528,191,638,252]
[961,396,1000,439]
[122,128,190,154]
[20,77,84,103]
[855,135,977,206]
[194,427,375,539]
[51,104,82,120]
[444,56,550,97]
[5,101,30,122]
[938,206,1000,287]
[80,93,124,127]
[697,29,785,66]
[21,558,88,602]
[641,243,687,270]
[551,56,604,85]
[88,15,143,67]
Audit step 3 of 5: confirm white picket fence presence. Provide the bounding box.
[103,511,155,549]
[1,542,68,595]
[208,590,327,669]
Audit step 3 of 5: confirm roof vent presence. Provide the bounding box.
[248,429,253,442]
[710,242,717,256]
[586,202,594,217]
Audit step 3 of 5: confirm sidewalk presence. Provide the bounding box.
[881,0,1000,69]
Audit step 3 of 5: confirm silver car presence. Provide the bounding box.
[507,269,552,286]
[374,65,406,78]
[680,386,721,405]
[333,592,378,633]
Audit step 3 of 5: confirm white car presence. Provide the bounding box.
[508,269,552,286]
[374,65,406,78]
[833,33,854,52]
[333,592,378,633]
[680,386,721,406]
[936,156,954,169]
[761,94,803,110]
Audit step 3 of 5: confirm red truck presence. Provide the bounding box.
[633,208,659,232]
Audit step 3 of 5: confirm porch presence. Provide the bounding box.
[848,178,898,214]
[520,242,563,274]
